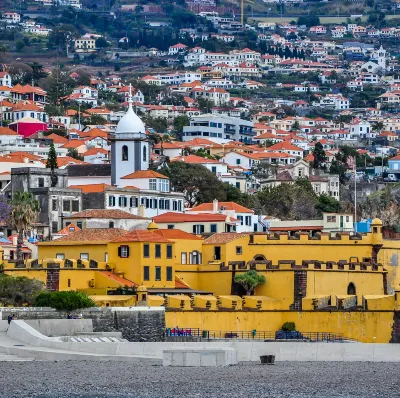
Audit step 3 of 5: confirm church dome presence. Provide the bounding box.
[115,103,145,135]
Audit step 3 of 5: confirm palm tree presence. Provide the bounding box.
[372,121,384,133]
[10,192,40,261]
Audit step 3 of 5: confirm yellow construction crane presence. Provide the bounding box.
[241,0,254,26]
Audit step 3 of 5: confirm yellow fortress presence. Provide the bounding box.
[3,218,400,343]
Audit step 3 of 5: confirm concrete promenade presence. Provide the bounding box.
[0,319,399,362]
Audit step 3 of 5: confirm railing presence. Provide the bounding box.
[165,328,356,342]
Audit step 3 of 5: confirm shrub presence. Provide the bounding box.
[281,322,296,332]
[34,291,95,311]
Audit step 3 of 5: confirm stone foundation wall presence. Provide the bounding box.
[0,307,165,342]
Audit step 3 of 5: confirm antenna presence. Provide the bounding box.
[128,83,133,106]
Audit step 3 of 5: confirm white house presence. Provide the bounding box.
[2,12,20,23]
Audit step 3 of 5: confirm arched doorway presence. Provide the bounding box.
[347,282,356,295]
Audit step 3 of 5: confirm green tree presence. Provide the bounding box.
[10,192,40,261]
[39,67,74,106]
[15,40,25,52]
[312,142,327,169]
[67,148,83,160]
[0,274,44,306]
[255,179,319,220]
[34,291,95,310]
[173,115,190,140]
[291,120,300,131]
[297,15,320,27]
[46,143,58,171]
[95,37,110,49]
[223,182,243,202]
[197,97,214,113]
[145,116,168,135]
[85,115,107,125]
[316,193,341,213]
[160,162,228,206]
[234,270,266,296]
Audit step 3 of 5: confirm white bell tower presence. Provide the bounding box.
[110,84,150,186]
[371,45,386,70]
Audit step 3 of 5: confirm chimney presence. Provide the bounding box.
[213,198,218,213]
[138,204,146,218]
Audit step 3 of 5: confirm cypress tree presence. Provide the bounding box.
[46,143,58,170]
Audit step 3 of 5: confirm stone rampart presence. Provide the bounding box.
[0,307,165,342]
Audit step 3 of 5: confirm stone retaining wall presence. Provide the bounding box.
[0,307,165,342]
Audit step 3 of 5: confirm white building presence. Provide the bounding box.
[182,114,255,144]
[2,12,20,23]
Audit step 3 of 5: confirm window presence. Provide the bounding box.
[236,246,242,255]
[327,215,336,222]
[149,179,157,190]
[166,245,173,259]
[130,197,138,207]
[38,177,44,187]
[119,196,127,207]
[346,216,350,222]
[63,200,70,212]
[72,201,79,212]
[56,253,65,260]
[143,266,150,281]
[109,221,114,228]
[155,266,161,281]
[158,179,169,192]
[68,279,71,288]
[143,146,147,162]
[122,145,128,161]
[118,245,129,258]
[210,224,217,233]
[245,216,251,226]
[155,244,161,258]
[76,221,83,229]
[105,253,108,262]
[181,252,187,264]
[80,253,89,260]
[211,166,217,174]
[193,225,205,234]
[167,224,174,229]
[166,266,173,281]
[143,244,150,258]
[236,159,241,165]
[214,246,221,260]
[52,221,58,232]
[52,199,57,211]
[190,251,200,264]
[237,216,243,225]
[108,196,115,207]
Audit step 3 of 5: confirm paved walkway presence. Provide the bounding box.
[0,332,161,362]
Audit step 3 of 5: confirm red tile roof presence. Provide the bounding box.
[171,155,222,164]
[153,229,203,240]
[203,232,250,244]
[66,209,148,220]
[100,271,138,287]
[121,170,168,179]
[112,229,171,243]
[188,202,253,214]
[0,127,19,136]
[56,223,81,235]
[153,212,228,223]
[69,183,112,193]
[40,228,127,244]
